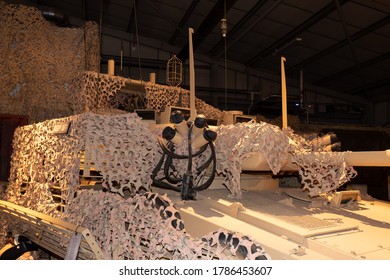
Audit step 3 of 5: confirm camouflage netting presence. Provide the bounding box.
[0,112,271,259]
[292,152,357,197]
[62,190,270,260]
[214,121,290,198]
[0,104,357,259]
[0,1,99,123]
[207,122,355,199]
[67,71,224,123]
[63,72,356,199]
[67,72,129,114]
[5,112,160,212]
[144,82,224,122]
[282,128,357,197]
[150,118,355,199]
[0,182,5,200]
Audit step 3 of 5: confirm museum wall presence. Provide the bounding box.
[0,1,100,124]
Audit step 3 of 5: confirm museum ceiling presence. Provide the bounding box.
[5,0,390,103]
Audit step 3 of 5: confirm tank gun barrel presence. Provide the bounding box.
[242,150,390,172]
[344,150,390,167]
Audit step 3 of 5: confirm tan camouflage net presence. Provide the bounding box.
[62,189,270,260]
[144,82,224,122]
[150,119,356,199]
[0,111,274,259]
[292,152,357,197]
[67,71,224,122]
[0,182,5,200]
[209,122,356,199]
[4,112,160,214]
[67,72,357,198]
[0,1,100,123]
[144,82,182,111]
[84,112,160,197]
[0,110,357,258]
[67,72,129,114]
[6,115,83,214]
[214,121,290,198]
[5,70,357,201]
[282,129,357,197]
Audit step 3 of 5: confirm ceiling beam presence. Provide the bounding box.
[291,14,390,71]
[314,52,390,86]
[246,0,349,67]
[333,0,368,96]
[144,0,181,33]
[177,0,238,62]
[347,77,390,96]
[209,0,270,58]
[169,0,200,45]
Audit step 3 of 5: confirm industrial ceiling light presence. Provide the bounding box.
[272,37,302,56]
[221,18,227,37]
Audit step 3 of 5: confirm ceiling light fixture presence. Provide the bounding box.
[221,18,227,37]
[272,37,302,56]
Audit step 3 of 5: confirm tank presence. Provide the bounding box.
[1,13,389,260]
[1,106,390,260]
